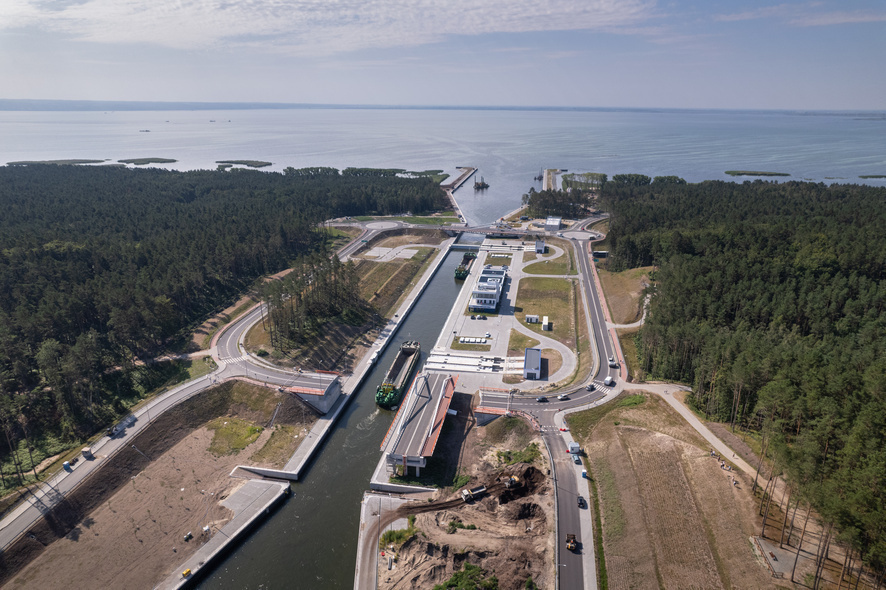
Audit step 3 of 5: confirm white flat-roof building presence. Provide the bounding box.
[524,348,542,380]
[469,266,507,312]
[545,217,562,232]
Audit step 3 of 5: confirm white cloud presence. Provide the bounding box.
[0,0,657,55]
[714,4,794,23]
[715,3,886,27]
[789,10,886,26]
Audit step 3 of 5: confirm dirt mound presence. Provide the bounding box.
[506,501,543,521]
[382,536,545,590]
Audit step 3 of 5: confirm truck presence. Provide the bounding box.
[566,534,578,552]
[567,442,581,455]
[461,485,487,502]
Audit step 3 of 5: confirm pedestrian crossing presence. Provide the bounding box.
[222,355,250,364]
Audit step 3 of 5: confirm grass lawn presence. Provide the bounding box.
[544,348,563,376]
[184,356,218,380]
[450,336,492,352]
[596,266,652,324]
[523,254,570,275]
[207,417,263,456]
[513,277,575,346]
[617,327,641,381]
[507,329,541,356]
[522,240,577,275]
[250,424,299,466]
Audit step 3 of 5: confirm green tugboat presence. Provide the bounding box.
[454,252,477,280]
[375,341,421,409]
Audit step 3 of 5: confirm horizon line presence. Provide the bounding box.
[1,98,884,115]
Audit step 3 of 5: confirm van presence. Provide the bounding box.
[604,376,614,386]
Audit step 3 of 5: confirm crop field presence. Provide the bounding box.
[568,393,773,590]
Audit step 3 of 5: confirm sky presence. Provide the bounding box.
[0,0,884,110]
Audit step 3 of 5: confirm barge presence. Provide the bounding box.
[454,252,477,280]
[375,341,421,409]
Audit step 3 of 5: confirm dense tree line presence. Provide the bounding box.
[0,164,447,485]
[601,179,886,581]
[260,250,364,350]
[524,174,686,218]
[522,187,592,218]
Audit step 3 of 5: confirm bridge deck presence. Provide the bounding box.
[387,372,456,461]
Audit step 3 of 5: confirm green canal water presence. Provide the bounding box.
[198,248,469,589]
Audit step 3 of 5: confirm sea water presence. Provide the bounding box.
[1,107,884,226]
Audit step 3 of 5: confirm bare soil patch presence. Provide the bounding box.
[372,231,448,249]
[567,392,773,590]
[381,405,554,590]
[1,381,317,589]
[597,266,652,324]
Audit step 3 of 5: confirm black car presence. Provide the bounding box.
[577,495,585,508]
[536,396,548,403]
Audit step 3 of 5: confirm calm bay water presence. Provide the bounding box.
[1,108,884,225]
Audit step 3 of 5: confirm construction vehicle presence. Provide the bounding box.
[461,485,487,502]
[566,533,578,552]
[504,475,520,489]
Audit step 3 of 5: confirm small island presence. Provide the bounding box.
[859,174,886,179]
[215,160,272,168]
[118,158,178,165]
[725,170,790,177]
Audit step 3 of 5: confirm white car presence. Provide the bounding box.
[557,394,569,401]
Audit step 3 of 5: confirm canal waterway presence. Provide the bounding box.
[198,249,465,589]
